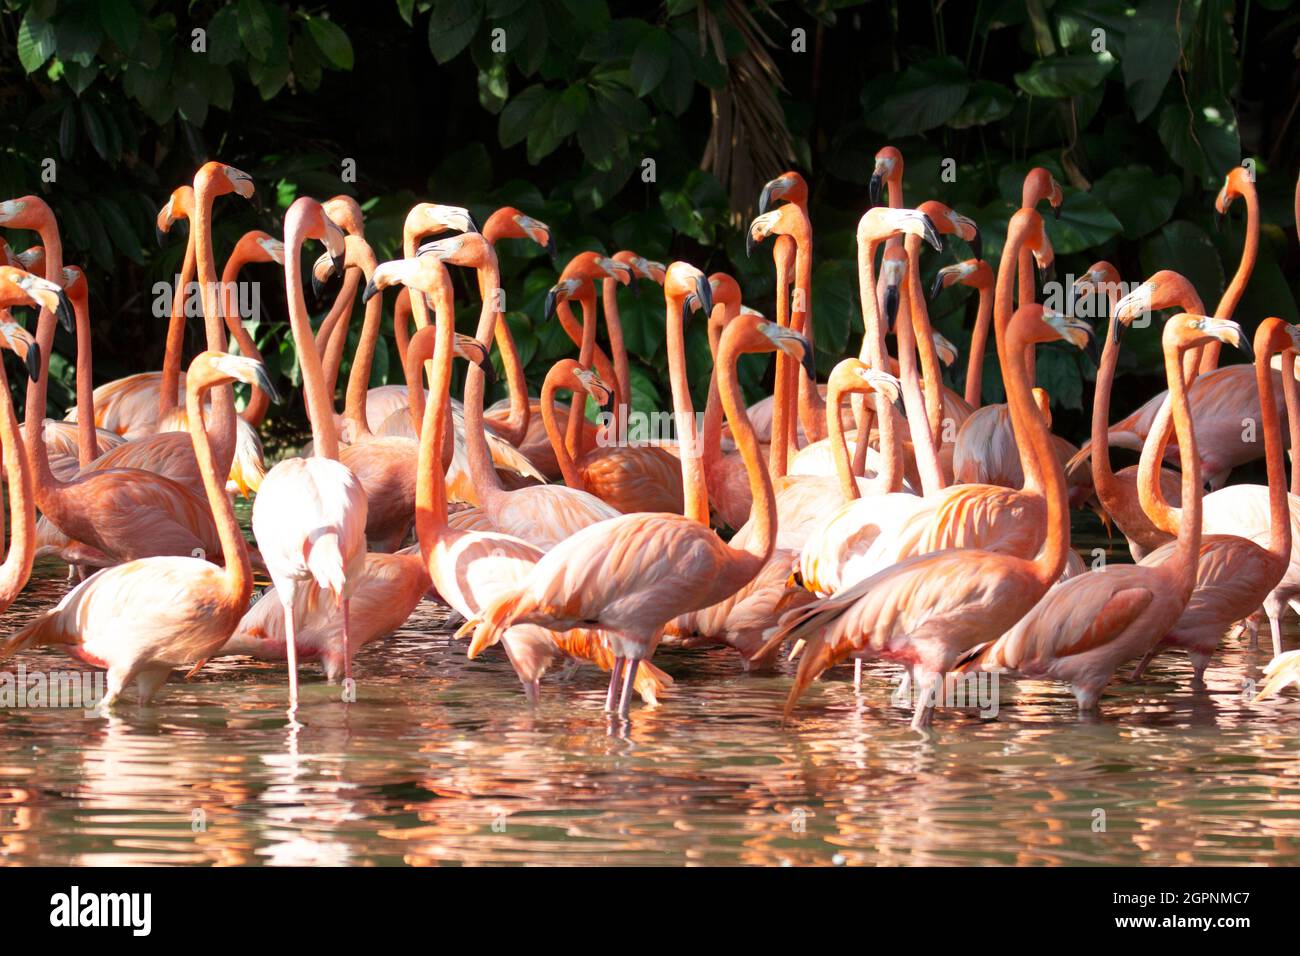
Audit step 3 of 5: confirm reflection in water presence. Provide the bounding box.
[1,517,1300,866]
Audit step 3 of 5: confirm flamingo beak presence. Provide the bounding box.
[1038,260,1056,287]
[545,232,557,260]
[53,290,74,333]
[869,173,883,208]
[919,214,943,253]
[361,277,381,305]
[775,329,816,380]
[884,284,900,334]
[250,361,283,405]
[155,225,167,248]
[1053,204,1061,221]
[968,229,983,262]
[24,341,40,382]
[746,229,759,259]
[693,274,713,316]
[544,287,559,321]
[929,271,945,301]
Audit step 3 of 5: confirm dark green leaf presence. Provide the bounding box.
[1140,220,1226,315]
[98,0,140,54]
[304,15,354,70]
[1156,97,1241,184]
[17,11,56,73]
[630,29,671,97]
[1043,190,1123,254]
[863,56,971,137]
[1121,0,1180,121]
[429,0,482,65]
[1091,164,1180,239]
[1014,52,1115,98]
[948,81,1015,129]
[237,0,274,61]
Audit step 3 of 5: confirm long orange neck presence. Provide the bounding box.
[853,237,902,492]
[317,268,361,401]
[601,276,631,434]
[700,306,727,491]
[666,293,709,525]
[827,377,859,500]
[1017,246,1037,383]
[993,213,1046,495]
[559,295,612,458]
[542,366,587,490]
[22,215,62,436]
[0,353,33,611]
[158,223,197,421]
[1200,186,1259,373]
[67,285,96,466]
[897,243,945,495]
[342,248,381,442]
[717,338,775,562]
[187,367,251,606]
[1138,342,1202,595]
[1283,352,1300,497]
[904,232,944,447]
[415,304,456,565]
[769,237,795,478]
[464,255,506,507]
[220,250,271,427]
[790,218,826,448]
[963,281,993,407]
[1002,320,1069,588]
[1256,338,1291,561]
[285,232,338,460]
[1090,301,1127,512]
[192,180,237,479]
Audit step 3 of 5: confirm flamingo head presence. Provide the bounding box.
[156,185,195,246]
[664,261,712,320]
[932,331,959,367]
[0,313,41,382]
[758,171,808,214]
[0,196,52,232]
[571,364,610,406]
[1170,314,1248,359]
[869,147,903,207]
[1037,306,1097,363]
[829,357,902,406]
[857,206,942,252]
[1214,166,1254,223]
[364,256,446,305]
[16,245,44,274]
[203,352,282,404]
[880,247,907,333]
[918,200,981,260]
[417,231,493,271]
[323,195,366,237]
[405,203,478,245]
[453,333,496,384]
[0,265,73,333]
[1022,167,1063,219]
[929,259,990,299]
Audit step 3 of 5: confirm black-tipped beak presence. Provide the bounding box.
[311,270,328,300]
[155,225,166,248]
[1039,260,1056,287]
[796,338,816,380]
[361,277,380,305]
[54,292,73,333]
[330,253,346,280]
[869,173,883,208]
[920,214,943,252]
[544,288,559,321]
[1110,311,1126,348]
[969,230,982,263]
[545,233,557,259]
[884,285,900,333]
[758,181,776,216]
[248,189,262,214]
[746,230,758,259]
[929,272,945,301]
[1213,209,1223,232]
[252,362,283,405]
[465,213,480,234]
[25,342,40,382]
[1052,204,1061,221]
[694,275,713,316]
[1235,336,1253,361]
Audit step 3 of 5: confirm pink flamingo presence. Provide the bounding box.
[252,197,367,709]
[465,268,808,717]
[1,350,272,706]
[957,313,1240,712]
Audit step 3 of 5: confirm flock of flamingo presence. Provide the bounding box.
[0,150,1297,730]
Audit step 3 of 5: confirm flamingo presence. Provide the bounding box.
[1103,166,1273,487]
[252,196,367,709]
[0,316,39,611]
[1,350,273,706]
[415,234,621,547]
[757,303,1092,729]
[1132,317,1296,686]
[465,280,813,718]
[957,313,1241,712]
[1070,268,1196,559]
[399,258,669,705]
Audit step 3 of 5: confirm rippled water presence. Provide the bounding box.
[2,513,1299,866]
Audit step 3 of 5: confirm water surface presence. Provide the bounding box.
[2,518,1299,866]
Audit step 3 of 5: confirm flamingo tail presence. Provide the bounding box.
[303,531,347,601]
[1255,650,1300,701]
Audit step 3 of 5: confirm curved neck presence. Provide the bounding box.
[0,357,34,610]
[1090,316,1127,509]
[415,298,456,562]
[23,220,63,436]
[285,235,338,459]
[68,289,96,465]
[790,224,826,447]
[854,237,902,492]
[490,305,529,446]
[1284,353,1300,497]
[317,268,361,402]
[701,308,726,486]
[994,217,1045,495]
[187,370,251,604]
[542,370,586,489]
[158,231,197,421]
[192,184,237,477]
[666,294,709,524]
[220,253,271,426]
[464,256,505,502]
[963,282,993,407]
[1017,246,1037,383]
[1201,187,1259,372]
[717,340,775,562]
[1257,343,1291,559]
[1138,344,1201,585]
[601,277,631,434]
[827,378,859,500]
[769,241,794,478]
[342,258,382,442]
[904,234,944,447]
[1003,322,1069,587]
[899,243,945,495]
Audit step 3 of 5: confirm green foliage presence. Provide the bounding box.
[0,0,1296,444]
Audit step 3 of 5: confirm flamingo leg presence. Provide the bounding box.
[1270,614,1283,658]
[1130,644,1159,681]
[523,680,540,706]
[605,657,625,712]
[911,670,940,730]
[341,598,354,689]
[619,659,640,718]
[853,658,862,691]
[284,599,300,712]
